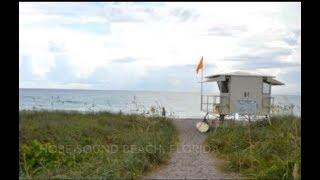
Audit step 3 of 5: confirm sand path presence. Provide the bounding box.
[143,119,239,179]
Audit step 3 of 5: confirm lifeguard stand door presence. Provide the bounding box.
[229,76,263,115]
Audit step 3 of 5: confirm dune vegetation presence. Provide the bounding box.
[19,110,177,179]
[206,115,301,179]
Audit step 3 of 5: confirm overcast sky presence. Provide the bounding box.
[19,2,301,95]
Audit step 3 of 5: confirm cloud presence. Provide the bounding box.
[283,29,300,45]
[46,55,76,83]
[98,3,168,23]
[134,64,217,92]
[60,23,110,35]
[225,48,299,70]
[19,2,301,95]
[208,25,247,37]
[170,8,199,21]
[19,56,35,81]
[111,57,138,63]
[48,41,66,53]
[272,67,300,95]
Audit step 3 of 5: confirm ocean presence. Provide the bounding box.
[19,88,301,118]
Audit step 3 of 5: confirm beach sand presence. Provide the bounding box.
[143,118,239,179]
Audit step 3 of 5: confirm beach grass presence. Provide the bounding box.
[19,110,178,179]
[206,115,301,179]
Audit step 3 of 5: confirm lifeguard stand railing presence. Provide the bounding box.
[262,95,275,114]
[201,95,277,115]
[201,94,230,114]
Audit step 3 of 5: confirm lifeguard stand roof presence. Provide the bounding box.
[203,71,284,85]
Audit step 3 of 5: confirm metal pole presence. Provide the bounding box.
[207,96,209,112]
[200,65,203,111]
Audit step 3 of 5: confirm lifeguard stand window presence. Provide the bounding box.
[218,81,229,93]
[263,82,270,94]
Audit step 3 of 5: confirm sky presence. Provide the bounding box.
[19,2,301,95]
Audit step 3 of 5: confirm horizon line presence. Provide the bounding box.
[19,87,301,96]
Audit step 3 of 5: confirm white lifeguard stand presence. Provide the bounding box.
[200,71,284,121]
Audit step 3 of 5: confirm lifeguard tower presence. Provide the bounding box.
[201,71,284,121]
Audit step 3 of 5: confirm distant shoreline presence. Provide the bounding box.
[19,88,301,96]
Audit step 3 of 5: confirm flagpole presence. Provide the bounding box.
[200,61,203,111]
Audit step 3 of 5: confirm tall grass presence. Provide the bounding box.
[206,115,301,179]
[19,110,177,179]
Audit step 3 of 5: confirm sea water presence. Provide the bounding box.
[19,88,301,118]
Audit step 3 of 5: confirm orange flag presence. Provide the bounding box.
[196,57,204,74]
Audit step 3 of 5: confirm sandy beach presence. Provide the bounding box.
[143,118,239,179]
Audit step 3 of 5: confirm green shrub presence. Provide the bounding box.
[19,111,177,179]
[206,115,301,179]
